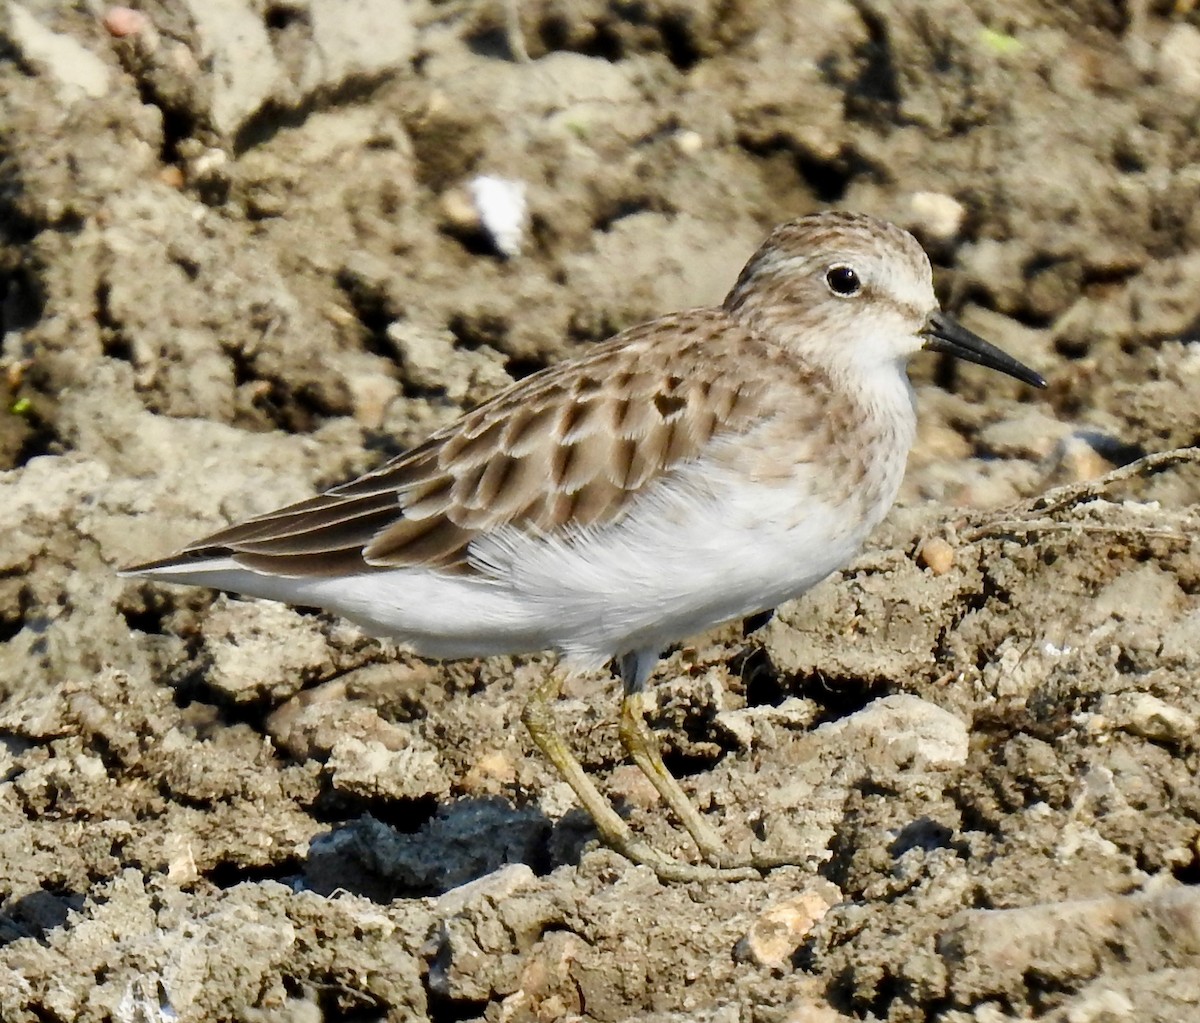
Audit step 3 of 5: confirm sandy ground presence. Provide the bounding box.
[3,1,1200,1020]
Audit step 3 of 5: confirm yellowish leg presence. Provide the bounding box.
[618,688,731,867]
[521,670,759,883]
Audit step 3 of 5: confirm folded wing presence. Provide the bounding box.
[124,311,781,581]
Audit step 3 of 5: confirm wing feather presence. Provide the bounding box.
[128,309,804,580]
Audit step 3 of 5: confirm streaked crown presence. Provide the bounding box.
[724,211,938,372]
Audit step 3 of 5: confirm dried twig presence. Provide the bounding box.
[504,0,531,63]
[963,520,1192,544]
[958,446,1200,545]
[1028,446,1200,517]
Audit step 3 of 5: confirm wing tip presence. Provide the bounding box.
[118,548,236,580]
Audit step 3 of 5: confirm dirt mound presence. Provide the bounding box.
[2,1,1199,1020]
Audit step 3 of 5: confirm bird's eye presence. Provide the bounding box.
[825,264,862,297]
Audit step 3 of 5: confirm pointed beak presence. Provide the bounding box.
[921,311,1046,388]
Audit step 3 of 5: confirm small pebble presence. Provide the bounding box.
[916,536,955,575]
[439,186,479,233]
[461,750,518,795]
[1046,434,1113,485]
[1115,693,1196,745]
[468,175,528,257]
[1158,23,1200,97]
[735,889,837,968]
[158,165,185,190]
[909,192,966,243]
[102,6,148,38]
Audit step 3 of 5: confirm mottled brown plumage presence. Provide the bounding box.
[147,310,821,578]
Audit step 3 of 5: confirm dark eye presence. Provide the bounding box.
[825,264,862,296]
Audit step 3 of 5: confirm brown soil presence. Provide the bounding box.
[3,1,1200,1020]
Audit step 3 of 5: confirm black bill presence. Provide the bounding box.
[921,311,1046,388]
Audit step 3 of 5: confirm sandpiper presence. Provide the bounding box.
[123,211,1046,881]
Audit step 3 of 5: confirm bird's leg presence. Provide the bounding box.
[522,667,758,882]
[617,651,733,868]
[522,669,639,853]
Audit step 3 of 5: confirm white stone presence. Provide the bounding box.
[909,192,966,242]
[469,175,529,257]
[182,0,280,137]
[302,0,416,93]
[821,694,969,767]
[1159,24,1200,97]
[7,4,111,101]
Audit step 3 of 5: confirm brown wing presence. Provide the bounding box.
[147,310,785,578]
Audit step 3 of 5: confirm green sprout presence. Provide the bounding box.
[979,28,1023,56]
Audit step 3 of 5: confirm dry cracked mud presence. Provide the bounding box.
[3,2,1200,1021]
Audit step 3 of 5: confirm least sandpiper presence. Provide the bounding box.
[122,211,1046,881]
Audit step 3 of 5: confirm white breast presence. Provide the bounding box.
[238,453,876,671]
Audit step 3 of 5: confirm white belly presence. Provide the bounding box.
[218,457,887,672]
